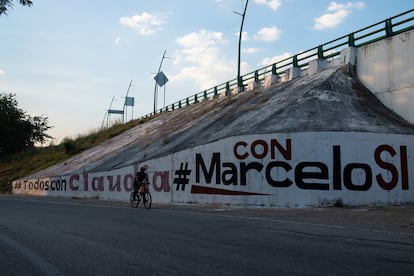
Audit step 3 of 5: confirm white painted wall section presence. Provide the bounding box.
[356,29,414,124]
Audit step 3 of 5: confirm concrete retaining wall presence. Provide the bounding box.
[13,132,414,207]
[356,29,414,124]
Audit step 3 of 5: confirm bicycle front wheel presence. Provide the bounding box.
[143,192,152,209]
[130,192,138,208]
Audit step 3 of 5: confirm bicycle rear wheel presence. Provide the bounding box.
[143,192,152,209]
[130,192,139,208]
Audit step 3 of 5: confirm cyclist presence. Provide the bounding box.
[133,167,149,199]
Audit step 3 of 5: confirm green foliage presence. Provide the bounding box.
[0,0,33,15]
[0,93,53,157]
[62,138,80,154]
[0,117,147,193]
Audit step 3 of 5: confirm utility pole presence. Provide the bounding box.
[235,0,249,92]
[153,50,167,114]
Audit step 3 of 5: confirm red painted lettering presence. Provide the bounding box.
[152,171,170,192]
[69,174,80,191]
[108,175,121,191]
[375,145,398,190]
[234,141,248,159]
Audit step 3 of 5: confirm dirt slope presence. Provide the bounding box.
[26,65,414,178]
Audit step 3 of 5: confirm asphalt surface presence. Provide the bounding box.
[1,195,413,275]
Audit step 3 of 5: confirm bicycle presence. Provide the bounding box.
[130,183,152,209]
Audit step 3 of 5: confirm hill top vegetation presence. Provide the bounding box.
[0,115,147,193]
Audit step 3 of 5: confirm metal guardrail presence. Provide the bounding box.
[139,8,414,119]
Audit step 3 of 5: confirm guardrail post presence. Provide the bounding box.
[238,76,245,92]
[348,32,355,47]
[172,103,175,110]
[284,55,301,81]
[214,86,218,98]
[179,101,182,109]
[385,18,393,37]
[204,90,207,100]
[225,82,230,96]
[264,64,280,88]
[247,70,261,91]
[317,45,324,59]
[186,97,190,106]
[272,64,277,75]
[254,70,259,82]
[293,55,299,67]
[194,94,198,103]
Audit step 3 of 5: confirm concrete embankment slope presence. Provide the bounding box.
[13,65,414,207]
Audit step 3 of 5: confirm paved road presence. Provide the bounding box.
[1,195,413,275]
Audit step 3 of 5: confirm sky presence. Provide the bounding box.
[1,0,413,144]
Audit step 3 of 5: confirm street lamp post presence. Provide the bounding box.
[235,0,249,92]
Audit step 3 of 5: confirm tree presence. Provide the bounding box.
[0,93,53,156]
[0,0,33,15]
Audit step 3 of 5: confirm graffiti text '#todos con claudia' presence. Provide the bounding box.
[196,138,411,191]
[14,165,172,193]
